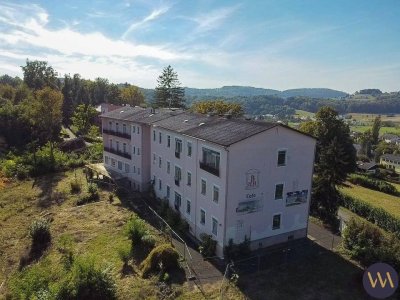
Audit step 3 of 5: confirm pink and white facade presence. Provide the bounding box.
[100,107,316,257]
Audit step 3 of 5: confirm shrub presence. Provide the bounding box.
[125,215,148,245]
[108,193,114,203]
[199,233,217,257]
[87,182,98,196]
[157,200,189,236]
[340,193,400,238]
[66,257,117,300]
[118,245,131,267]
[70,179,82,194]
[140,244,180,278]
[342,217,400,270]
[224,237,251,261]
[141,234,156,251]
[29,218,51,251]
[348,174,397,195]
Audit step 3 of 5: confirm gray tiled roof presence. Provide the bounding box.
[100,107,313,146]
[381,153,400,162]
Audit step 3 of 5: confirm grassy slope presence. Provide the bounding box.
[339,183,400,217]
[0,169,235,299]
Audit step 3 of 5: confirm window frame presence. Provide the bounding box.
[272,213,282,230]
[277,149,287,167]
[274,183,284,200]
[200,208,206,226]
[201,178,207,195]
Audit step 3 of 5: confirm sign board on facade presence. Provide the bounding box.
[245,169,259,190]
[286,190,308,206]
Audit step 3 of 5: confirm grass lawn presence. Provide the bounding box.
[339,183,400,217]
[349,113,400,123]
[295,110,315,118]
[350,125,400,135]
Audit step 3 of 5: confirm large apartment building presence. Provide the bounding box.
[100,106,316,257]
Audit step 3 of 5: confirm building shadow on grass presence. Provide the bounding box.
[232,240,397,300]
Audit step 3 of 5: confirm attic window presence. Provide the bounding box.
[183,120,189,123]
[199,123,205,126]
[149,114,154,117]
[120,111,124,113]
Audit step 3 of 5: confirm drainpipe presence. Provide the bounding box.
[223,146,229,258]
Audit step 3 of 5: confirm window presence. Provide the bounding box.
[133,146,136,154]
[137,148,140,155]
[123,143,126,153]
[111,158,116,167]
[272,214,281,230]
[159,157,162,168]
[174,192,181,210]
[132,126,135,133]
[153,153,156,164]
[137,126,140,134]
[153,130,156,141]
[277,150,287,166]
[123,124,126,134]
[159,132,162,144]
[212,217,218,236]
[175,138,182,158]
[109,139,112,148]
[167,135,171,147]
[201,148,220,176]
[175,166,181,186]
[167,161,171,174]
[109,121,112,129]
[125,163,129,173]
[187,142,192,157]
[159,179,162,191]
[187,172,192,186]
[201,179,206,195]
[138,167,141,175]
[186,199,191,215]
[116,141,120,151]
[133,165,136,173]
[166,185,170,198]
[275,184,284,200]
[118,161,122,170]
[200,209,206,225]
[116,123,119,132]
[105,156,109,164]
[213,186,219,203]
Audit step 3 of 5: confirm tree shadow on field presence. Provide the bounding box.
[33,172,67,208]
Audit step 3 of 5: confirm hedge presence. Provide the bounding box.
[341,193,400,238]
[348,174,398,196]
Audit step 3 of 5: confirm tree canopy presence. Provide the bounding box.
[120,85,145,106]
[22,60,59,90]
[154,65,185,108]
[191,100,244,117]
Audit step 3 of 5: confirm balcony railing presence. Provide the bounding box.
[103,128,131,139]
[104,146,131,159]
[199,161,220,177]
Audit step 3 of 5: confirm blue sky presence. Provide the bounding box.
[0,0,399,92]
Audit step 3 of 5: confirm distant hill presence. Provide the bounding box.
[139,86,348,102]
[280,88,348,99]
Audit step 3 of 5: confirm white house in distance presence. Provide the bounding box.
[100,107,316,257]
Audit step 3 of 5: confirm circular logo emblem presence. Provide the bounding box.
[363,263,398,299]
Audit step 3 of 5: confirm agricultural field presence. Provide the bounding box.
[294,110,315,119]
[339,183,400,218]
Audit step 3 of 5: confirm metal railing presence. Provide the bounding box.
[199,161,220,177]
[102,128,131,139]
[104,146,131,159]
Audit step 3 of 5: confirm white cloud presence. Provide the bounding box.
[122,5,170,39]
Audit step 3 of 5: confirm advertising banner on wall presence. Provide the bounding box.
[286,189,308,206]
[236,199,263,215]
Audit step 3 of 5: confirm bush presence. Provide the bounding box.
[65,257,117,300]
[348,174,398,195]
[118,245,131,267]
[199,233,217,257]
[140,244,180,278]
[125,215,148,245]
[342,218,400,270]
[87,182,98,195]
[76,183,99,205]
[157,199,189,237]
[70,179,82,194]
[340,193,400,238]
[29,218,51,251]
[141,234,156,251]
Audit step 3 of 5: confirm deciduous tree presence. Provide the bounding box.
[191,100,244,117]
[120,85,145,106]
[21,60,59,90]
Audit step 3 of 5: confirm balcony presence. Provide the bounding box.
[175,151,181,159]
[104,146,131,159]
[102,128,131,139]
[199,161,220,177]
